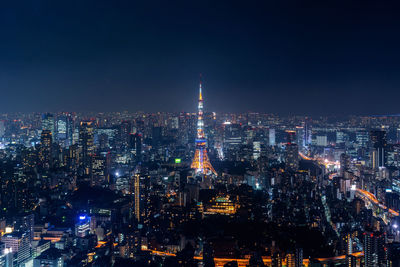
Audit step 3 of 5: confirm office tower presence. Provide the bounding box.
[343,233,353,255]
[253,141,261,160]
[79,121,94,176]
[14,214,34,242]
[2,231,31,265]
[356,131,369,147]
[316,135,327,147]
[75,215,91,238]
[296,126,304,148]
[39,130,52,169]
[129,133,142,163]
[152,126,162,148]
[91,155,107,185]
[191,80,216,176]
[134,173,150,224]
[285,131,299,171]
[171,116,179,129]
[364,231,386,267]
[42,113,55,137]
[397,127,400,144]
[269,128,276,146]
[0,120,5,138]
[303,118,312,147]
[120,120,132,147]
[286,130,296,144]
[56,113,72,146]
[0,242,13,267]
[370,130,387,169]
[336,131,345,144]
[340,154,350,177]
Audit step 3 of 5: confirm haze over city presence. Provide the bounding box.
[1,1,400,115]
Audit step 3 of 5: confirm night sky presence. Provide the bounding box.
[1,0,400,115]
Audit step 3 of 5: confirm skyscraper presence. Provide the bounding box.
[79,121,94,176]
[191,80,216,176]
[42,113,55,137]
[370,130,387,169]
[285,131,299,171]
[39,130,52,169]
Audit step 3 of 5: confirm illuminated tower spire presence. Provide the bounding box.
[191,77,217,176]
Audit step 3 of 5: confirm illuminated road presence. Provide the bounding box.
[141,249,367,266]
[298,151,339,168]
[356,188,399,217]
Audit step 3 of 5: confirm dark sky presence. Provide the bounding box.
[1,0,400,115]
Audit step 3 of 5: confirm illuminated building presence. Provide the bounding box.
[0,242,13,267]
[285,131,299,171]
[91,155,107,185]
[269,128,276,146]
[39,130,52,169]
[286,253,295,267]
[190,80,216,176]
[134,174,140,222]
[42,113,55,137]
[370,130,387,169]
[201,195,238,216]
[79,121,94,176]
[134,173,150,224]
[0,120,5,138]
[345,255,356,267]
[129,133,142,162]
[364,231,386,267]
[2,231,31,265]
[75,215,91,238]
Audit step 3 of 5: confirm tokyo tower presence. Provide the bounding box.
[190,79,217,176]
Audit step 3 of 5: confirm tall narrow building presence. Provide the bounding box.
[191,79,216,176]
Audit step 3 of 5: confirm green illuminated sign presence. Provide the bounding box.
[175,158,181,164]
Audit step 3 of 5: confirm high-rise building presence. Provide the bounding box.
[191,80,216,176]
[285,131,299,171]
[91,155,107,185]
[42,113,55,137]
[56,113,72,146]
[39,130,52,169]
[340,154,350,177]
[269,128,276,146]
[364,231,386,267]
[2,231,31,266]
[134,173,150,224]
[129,133,142,163]
[79,121,94,176]
[120,121,132,147]
[14,213,34,242]
[75,215,91,238]
[0,120,5,138]
[316,135,327,147]
[0,242,13,267]
[370,130,387,169]
[303,118,312,147]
